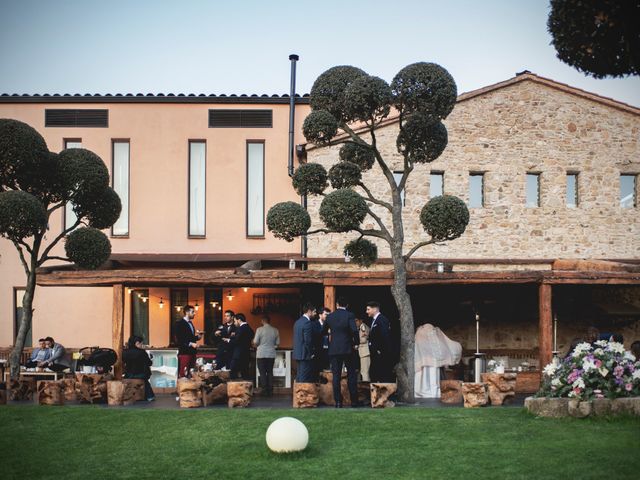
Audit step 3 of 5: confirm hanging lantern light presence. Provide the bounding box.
[159,298,164,309]
[195,302,200,311]
[227,290,234,301]
[243,287,249,293]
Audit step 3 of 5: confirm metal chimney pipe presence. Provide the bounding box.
[287,54,299,177]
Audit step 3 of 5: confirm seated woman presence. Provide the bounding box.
[122,335,155,401]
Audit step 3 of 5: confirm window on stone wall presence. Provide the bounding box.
[393,171,405,206]
[526,173,540,207]
[620,174,637,208]
[430,171,444,198]
[469,173,484,208]
[566,173,578,208]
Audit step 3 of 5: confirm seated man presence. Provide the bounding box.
[42,337,71,372]
[25,338,51,368]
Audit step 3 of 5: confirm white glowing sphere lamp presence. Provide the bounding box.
[265,417,309,453]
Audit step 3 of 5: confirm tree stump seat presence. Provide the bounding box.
[200,375,227,406]
[60,378,78,402]
[9,377,35,401]
[122,379,145,401]
[318,371,351,406]
[107,380,139,406]
[227,381,253,408]
[370,383,397,408]
[481,373,517,406]
[177,378,203,408]
[75,373,112,404]
[462,382,488,408]
[37,380,64,405]
[293,382,319,408]
[440,380,463,404]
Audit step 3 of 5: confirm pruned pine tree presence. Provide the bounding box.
[0,119,121,378]
[267,63,470,401]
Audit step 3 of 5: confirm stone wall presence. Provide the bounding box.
[306,78,640,262]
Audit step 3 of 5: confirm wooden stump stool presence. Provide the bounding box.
[440,380,463,404]
[9,377,35,401]
[178,378,203,408]
[317,371,351,406]
[107,380,138,406]
[37,381,64,405]
[202,382,227,406]
[481,373,517,406]
[357,382,371,405]
[60,378,78,402]
[293,382,319,408]
[75,373,112,404]
[122,379,145,401]
[227,381,253,408]
[462,382,488,408]
[370,383,397,408]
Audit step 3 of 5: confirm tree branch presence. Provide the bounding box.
[17,239,33,255]
[11,240,30,276]
[39,255,70,264]
[358,182,392,211]
[355,227,389,240]
[37,218,82,267]
[363,205,393,242]
[47,201,66,215]
[404,239,438,261]
[340,123,372,149]
[304,228,331,236]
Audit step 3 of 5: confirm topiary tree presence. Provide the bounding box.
[0,119,121,378]
[548,0,640,78]
[268,62,470,402]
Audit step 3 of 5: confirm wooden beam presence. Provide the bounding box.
[538,283,553,369]
[112,284,124,379]
[323,285,336,310]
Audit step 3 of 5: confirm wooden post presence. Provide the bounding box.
[538,283,553,369]
[112,284,124,379]
[323,285,336,310]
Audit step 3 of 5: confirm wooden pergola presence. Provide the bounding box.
[36,264,640,377]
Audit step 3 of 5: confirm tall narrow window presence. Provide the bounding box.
[188,141,206,237]
[247,141,265,237]
[393,171,405,206]
[170,288,189,346]
[430,171,444,198]
[14,288,31,347]
[620,174,636,208]
[131,289,149,345]
[526,173,540,207]
[566,173,578,208]
[63,139,82,230]
[112,141,130,236]
[469,173,484,208]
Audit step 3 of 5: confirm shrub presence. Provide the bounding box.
[344,238,378,267]
[65,227,112,269]
[420,195,469,241]
[0,118,49,191]
[339,143,375,171]
[292,163,328,196]
[328,161,361,189]
[343,75,392,123]
[266,201,311,242]
[391,62,457,119]
[302,110,339,145]
[397,113,448,163]
[319,189,367,232]
[0,190,47,240]
[309,65,368,121]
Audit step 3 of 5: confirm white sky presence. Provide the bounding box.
[0,0,638,106]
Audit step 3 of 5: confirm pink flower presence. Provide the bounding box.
[614,366,624,377]
[594,359,602,368]
[573,387,582,395]
[625,383,633,391]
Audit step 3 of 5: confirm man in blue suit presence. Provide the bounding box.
[325,297,359,407]
[293,302,317,383]
[366,301,394,382]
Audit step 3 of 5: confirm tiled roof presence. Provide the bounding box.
[0,92,310,104]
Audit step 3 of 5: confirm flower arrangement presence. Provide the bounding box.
[537,340,640,400]
[487,359,505,373]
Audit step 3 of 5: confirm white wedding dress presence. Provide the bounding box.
[414,324,462,398]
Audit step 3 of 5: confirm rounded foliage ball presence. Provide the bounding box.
[319,189,367,232]
[0,119,49,190]
[397,114,448,163]
[310,65,368,121]
[65,227,112,269]
[266,201,311,242]
[328,161,361,189]
[391,62,457,119]
[339,143,375,171]
[265,417,309,453]
[420,195,469,242]
[343,75,392,123]
[344,238,378,267]
[292,163,328,196]
[74,186,122,230]
[302,110,339,146]
[58,148,109,197]
[0,190,47,240]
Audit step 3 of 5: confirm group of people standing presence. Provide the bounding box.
[293,297,394,408]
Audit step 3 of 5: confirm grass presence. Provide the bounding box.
[0,406,638,479]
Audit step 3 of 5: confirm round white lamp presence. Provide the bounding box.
[265,417,309,453]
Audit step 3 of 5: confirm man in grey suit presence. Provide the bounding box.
[293,303,316,383]
[44,337,71,372]
[325,297,359,407]
[253,314,280,396]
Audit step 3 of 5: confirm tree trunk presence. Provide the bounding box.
[9,268,37,379]
[389,250,415,403]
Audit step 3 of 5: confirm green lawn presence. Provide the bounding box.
[0,406,638,479]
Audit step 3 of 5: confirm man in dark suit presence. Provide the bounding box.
[325,297,359,407]
[175,305,201,378]
[214,310,236,369]
[366,300,394,383]
[313,306,331,380]
[293,302,316,383]
[226,313,254,379]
